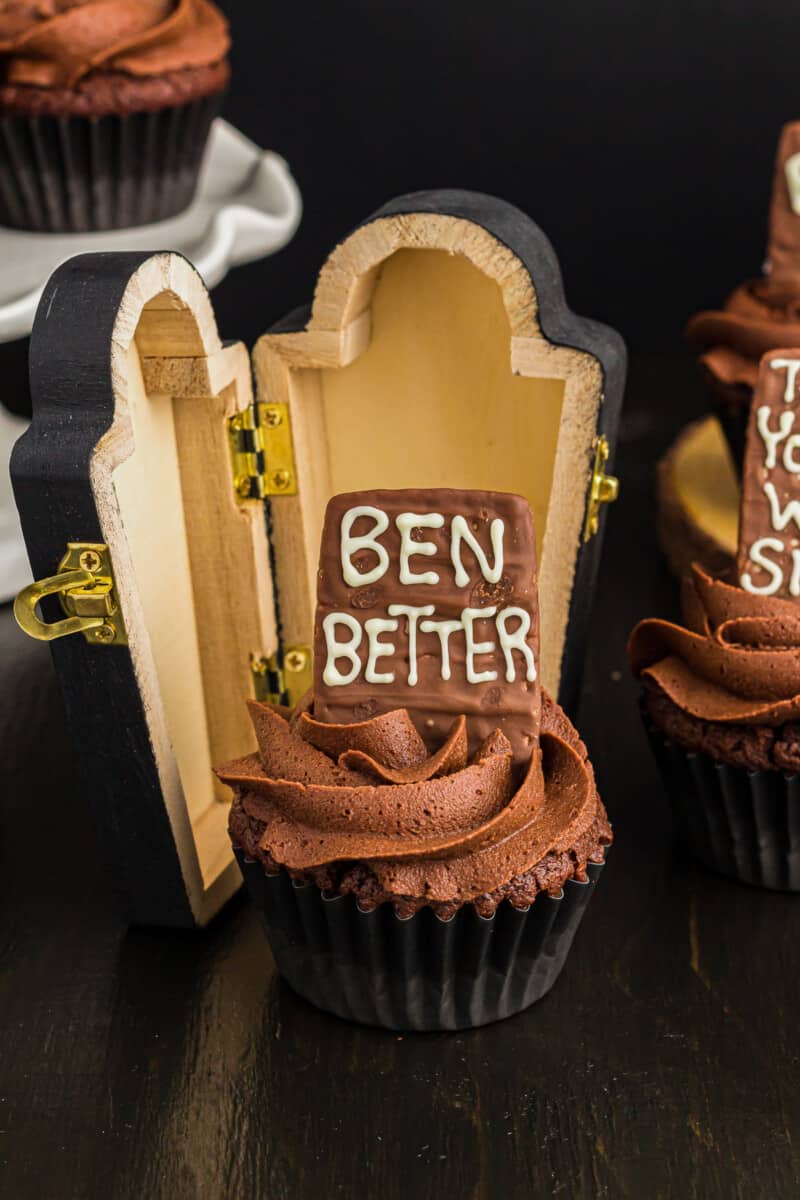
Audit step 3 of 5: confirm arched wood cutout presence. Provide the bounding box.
[12,252,275,928]
[254,190,626,709]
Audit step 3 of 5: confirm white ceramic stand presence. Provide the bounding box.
[0,119,302,601]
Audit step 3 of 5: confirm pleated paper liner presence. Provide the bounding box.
[0,91,222,233]
[645,722,800,891]
[235,850,605,1032]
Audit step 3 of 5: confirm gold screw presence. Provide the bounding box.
[235,475,252,500]
[285,648,308,673]
[79,549,102,574]
[229,415,243,433]
[94,623,115,644]
[270,469,291,492]
[262,406,282,428]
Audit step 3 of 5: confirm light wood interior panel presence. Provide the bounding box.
[320,248,564,557]
[98,265,274,907]
[113,344,215,825]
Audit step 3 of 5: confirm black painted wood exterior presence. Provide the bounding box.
[9,192,625,929]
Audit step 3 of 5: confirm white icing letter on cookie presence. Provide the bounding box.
[364,617,398,684]
[461,607,498,684]
[387,604,435,686]
[792,549,800,598]
[420,617,463,681]
[740,537,785,595]
[496,607,537,683]
[770,357,800,402]
[322,613,363,685]
[764,480,800,532]
[784,434,800,474]
[450,515,505,588]
[757,405,794,469]
[396,512,444,585]
[340,506,389,587]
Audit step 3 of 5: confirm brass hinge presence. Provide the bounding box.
[14,543,127,646]
[583,434,619,543]
[229,401,298,502]
[250,644,312,707]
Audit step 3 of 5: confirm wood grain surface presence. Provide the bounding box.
[2,351,799,1200]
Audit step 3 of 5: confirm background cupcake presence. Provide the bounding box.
[629,563,800,891]
[218,488,612,1031]
[686,122,800,471]
[0,0,230,232]
[630,348,800,891]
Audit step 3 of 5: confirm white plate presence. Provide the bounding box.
[1,119,302,601]
[0,118,301,343]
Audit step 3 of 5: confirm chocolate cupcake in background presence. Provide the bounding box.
[630,350,800,891]
[629,564,800,891]
[686,122,800,471]
[217,489,612,1031]
[0,0,230,232]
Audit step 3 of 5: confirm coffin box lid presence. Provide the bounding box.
[11,189,625,927]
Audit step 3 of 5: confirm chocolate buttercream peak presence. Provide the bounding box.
[766,122,800,292]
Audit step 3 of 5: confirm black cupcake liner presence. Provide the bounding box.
[235,850,605,1031]
[645,722,800,891]
[0,91,222,233]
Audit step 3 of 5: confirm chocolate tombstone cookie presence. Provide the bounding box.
[313,489,540,768]
[738,349,800,598]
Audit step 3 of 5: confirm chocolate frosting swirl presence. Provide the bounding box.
[628,563,800,724]
[686,279,800,395]
[217,691,609,915]
[0,0,229,88]
[686,123,800,394]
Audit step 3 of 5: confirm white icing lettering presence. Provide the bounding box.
[757,405,795,469]
[461,607,498,684]
[496,607,537,683]
[450,515,505,588]
[770,357,800,402]
[419,617,462,681]
[396,512,443,585]
[364,617,398,684]
[784,434,800,474]
[740,537,785,595]
[340,506,389,587]
[764,479,800,532]
[322,612,363,685]
[387,604,435,686]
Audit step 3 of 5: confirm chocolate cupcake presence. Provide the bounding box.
[686,122,800,470]
[0,1,230,232]
[217,488,612,1031]
[629,564,800,891]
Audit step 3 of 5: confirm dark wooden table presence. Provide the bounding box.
[2,351,798,1200]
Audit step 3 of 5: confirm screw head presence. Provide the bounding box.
[94,623,115,644]
[285,649,308,673]
[270,469,291,492]
[235,475,252,499]
[263,407,282,428]
[79,549,102,573]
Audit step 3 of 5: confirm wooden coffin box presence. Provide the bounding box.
[11,190,626,928]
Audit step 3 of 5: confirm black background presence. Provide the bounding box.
[211,0,794,352]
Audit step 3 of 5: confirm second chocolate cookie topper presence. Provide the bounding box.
[313,488,540,767]
[739,349,800,597]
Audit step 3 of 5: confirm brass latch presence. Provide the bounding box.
[583,435,619,543]
[229,401,298,501]
[14,543,127,646]
[250,644,312,707]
